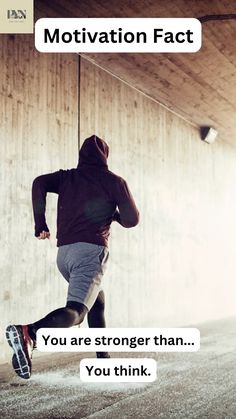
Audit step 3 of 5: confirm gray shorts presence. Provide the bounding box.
[56,242,109,311]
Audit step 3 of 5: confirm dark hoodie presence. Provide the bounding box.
[32,135,139,247]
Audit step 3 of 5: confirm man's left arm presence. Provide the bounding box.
[32,171,62,239]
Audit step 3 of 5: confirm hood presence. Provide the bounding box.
[78,135,109,169]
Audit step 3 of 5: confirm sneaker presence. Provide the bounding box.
[6,325,35,379]
[96,352,111,358]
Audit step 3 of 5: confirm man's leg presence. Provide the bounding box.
[28,301,87,341]
[6,243,109,379]
[88,290,106,328]
[88,291,110,358]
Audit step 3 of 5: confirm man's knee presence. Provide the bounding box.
[66,301,88,321]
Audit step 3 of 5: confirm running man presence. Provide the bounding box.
[6,135,139,379]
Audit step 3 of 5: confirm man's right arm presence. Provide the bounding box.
[113,178,139,228]
[32,171,62,238]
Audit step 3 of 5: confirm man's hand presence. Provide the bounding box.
[112,210,121,224]
[37,230,50,240]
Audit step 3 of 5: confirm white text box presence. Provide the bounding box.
[80,358,157,382]
[37,327,200,352]
[35,18,201,53]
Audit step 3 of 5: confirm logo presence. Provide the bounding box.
[0,0,33,33]
[7,9,27,20]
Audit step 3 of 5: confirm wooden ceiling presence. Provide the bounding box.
[35,0,236,147]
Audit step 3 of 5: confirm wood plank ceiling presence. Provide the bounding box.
[35,0,236,147]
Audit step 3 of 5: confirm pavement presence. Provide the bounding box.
[0,317,236,419]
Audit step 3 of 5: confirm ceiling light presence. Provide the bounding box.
[200,126,218,144]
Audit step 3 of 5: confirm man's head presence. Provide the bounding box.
[78,135,109,168]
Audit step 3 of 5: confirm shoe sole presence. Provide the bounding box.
[6,325,31,379]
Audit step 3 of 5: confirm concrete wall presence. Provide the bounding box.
[1,42,236,364]
[0,35,78,363]
[80,58,236,328]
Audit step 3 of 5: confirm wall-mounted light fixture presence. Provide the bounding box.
[200,126,218,144]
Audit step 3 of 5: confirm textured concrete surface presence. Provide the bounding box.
[80,58,236,330]
[2,31,236,367]
[0,33,78,364]
[0,316,236,418]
